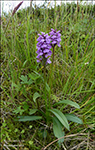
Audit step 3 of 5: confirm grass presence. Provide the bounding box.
[1,1,95,150]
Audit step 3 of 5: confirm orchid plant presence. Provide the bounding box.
[17,29,83,145]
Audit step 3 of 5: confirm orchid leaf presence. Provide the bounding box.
[53,100,80,109]
[18,116,42,121]
[65,114,83,124]
[53,117,65,145]
[48,109,69,130]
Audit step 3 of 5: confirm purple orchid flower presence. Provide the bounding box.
[49,29,61,63]
[36,32,52,65]
[49,28,61,47]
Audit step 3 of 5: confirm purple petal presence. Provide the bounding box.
[51,28,55,31]
[49,31,54,35]
[52,41,57,44]
[37,59,41,62]
[51,35,57,39]
[57,30,60,33]
[47,58,51,64]
[57,43,61,47]
[57,33,61,37]
[43,49,50,53]
[41,44,47,49]
[57,38,61,42]
[36,53,43,58]
[36,49,42,54]
[40,39,45,43]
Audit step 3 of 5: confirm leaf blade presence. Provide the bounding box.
[48,109,69,130]
[53,100,80,109]
[33,92,41,102]
[53,117,65,145]
[29,109,38,115]
[18,116,42,121]
[65,114,83,124]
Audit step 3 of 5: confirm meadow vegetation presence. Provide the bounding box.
[1,1,95,150]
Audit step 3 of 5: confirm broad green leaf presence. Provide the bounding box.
[53,100,80,109]
[33,92,41,102]
[48,109,69,130]
[18,116,42,121]
[29,109,38,115]
[65,114,83,124]
[53,117,65,145]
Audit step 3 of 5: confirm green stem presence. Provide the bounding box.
[53,46,55,64]
[43,64,48,113]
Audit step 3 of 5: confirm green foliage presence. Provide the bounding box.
[18,116,42,122]
[29,109,38,115]
[20,75,33,85]
[48,109,70,131]
[53,117,65,145]
[65,114,83,124]
[33,92,41,102]
[29,72,41,81]
[53,99,80,109]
